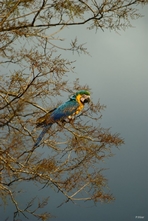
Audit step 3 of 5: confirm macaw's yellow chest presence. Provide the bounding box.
[75,94,84,115]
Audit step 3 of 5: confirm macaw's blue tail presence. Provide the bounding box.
[34,124,52,147]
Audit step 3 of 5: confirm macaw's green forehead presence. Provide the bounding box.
[75,90,90,96]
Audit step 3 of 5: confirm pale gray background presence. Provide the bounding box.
[49,6,148,221]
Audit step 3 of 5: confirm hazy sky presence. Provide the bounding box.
[48,6,148,221]
[1,5,148,221]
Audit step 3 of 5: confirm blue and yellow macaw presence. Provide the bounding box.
[34,90,90,147]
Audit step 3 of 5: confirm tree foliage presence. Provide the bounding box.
[0,0,147,220]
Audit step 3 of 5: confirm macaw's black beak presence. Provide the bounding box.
[84,96,90,103]
[81,95,91,104]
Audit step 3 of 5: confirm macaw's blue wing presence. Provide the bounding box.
[46,99,79,124]
[34,99,79,147]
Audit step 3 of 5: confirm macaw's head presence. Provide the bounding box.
[75,90,91,104]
